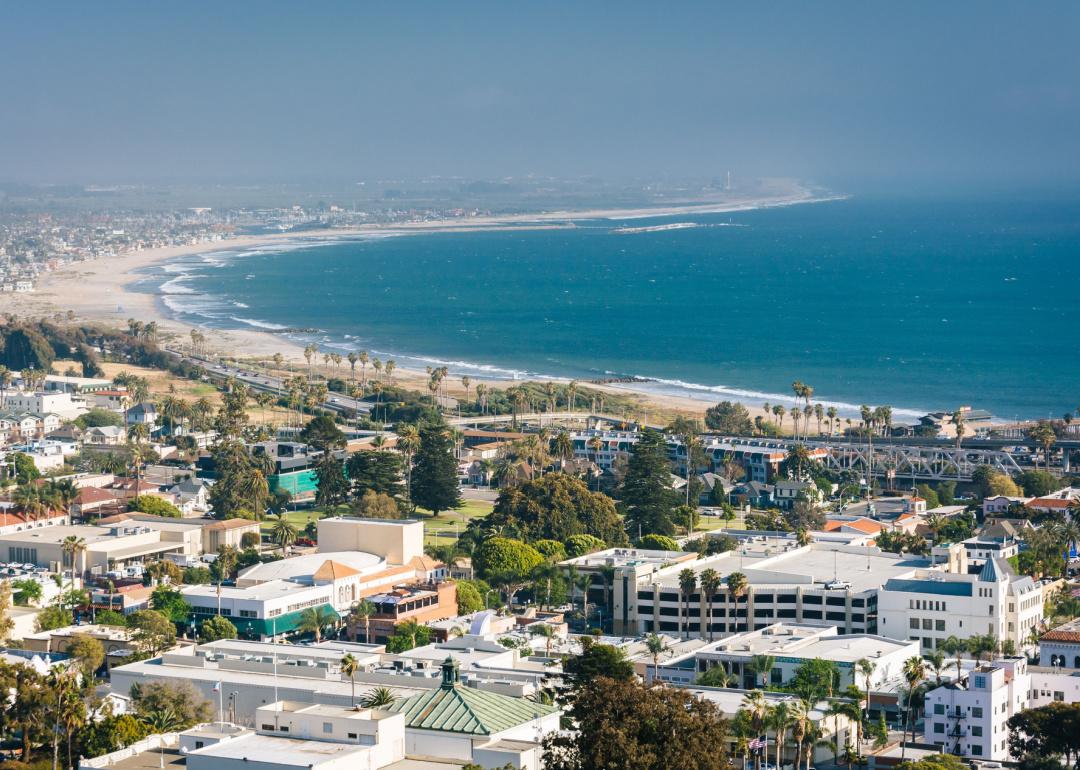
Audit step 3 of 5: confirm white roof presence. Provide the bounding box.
[188,733,370,768]
[237,551,384,584]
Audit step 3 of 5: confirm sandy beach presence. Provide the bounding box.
[3,193,832,423]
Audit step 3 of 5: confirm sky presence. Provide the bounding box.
[1,1,1078,188]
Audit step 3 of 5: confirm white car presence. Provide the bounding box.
[825,580,851,590]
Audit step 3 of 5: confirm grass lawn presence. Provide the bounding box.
[257,499,494,548]
[259,508,320,536]
[419,499,494,547]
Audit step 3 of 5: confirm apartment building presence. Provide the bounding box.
[923,658,1030,760]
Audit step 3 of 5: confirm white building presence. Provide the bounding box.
[878,556,1043,653]
[654,622,920,690]
[923,658,1030,760]
[2,390,86,421]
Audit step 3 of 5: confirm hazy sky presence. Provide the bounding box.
[2,2,1078,187]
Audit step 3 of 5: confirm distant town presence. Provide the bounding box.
[0,309,1077,770]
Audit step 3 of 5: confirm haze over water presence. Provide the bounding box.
[149,195,1080,420]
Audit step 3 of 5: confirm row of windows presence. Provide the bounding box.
[643,591,867,607]
[287,596,330,613]
[650,606,863,623]
[910,617,947,632]
[909,599,947,612]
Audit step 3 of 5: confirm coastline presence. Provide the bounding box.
[4,191,852,423]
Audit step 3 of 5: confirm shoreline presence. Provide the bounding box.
[1,190,920,423]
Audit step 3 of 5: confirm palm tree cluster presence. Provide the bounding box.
[13,478,77,520]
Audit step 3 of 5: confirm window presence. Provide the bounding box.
[910,618,920,629]
[935,620,946,632]
[803,595,823,605]
[347,733,357,739]
[922,619,933,630]
[971,746,983,756]
[261,724,275,731]
[973,676,986,690]
[1055,691,1065,702]
[972,707,983,718]
[323,722,333,734]
[826,611,846,621]
[934,723,944,733]
[934,704,945,715]
[923,637,933,648]
[826,596,845,606]
[803,610,822,620]
[239,610,257,618]
[972,726,983,737]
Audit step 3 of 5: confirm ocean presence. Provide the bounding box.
[139,195,1080,420]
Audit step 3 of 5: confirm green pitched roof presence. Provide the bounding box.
[390,657,557,736]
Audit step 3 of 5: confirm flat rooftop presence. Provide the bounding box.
[237,550,384,583]
[183,579,309,602]
[655,544,927,592]
[189,732,368,766]
[561,547,696,568]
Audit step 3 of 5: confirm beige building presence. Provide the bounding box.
[317,517,423,565]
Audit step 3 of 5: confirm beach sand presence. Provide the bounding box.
[3,195,829,424]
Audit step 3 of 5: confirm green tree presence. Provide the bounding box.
[361,686,398,708]
[533,539,567,560]
[80,713,148,758]
[127,609,177,656]
[341,653,360,706]
[704,401,754,434]
[35,605,74,632]
[199,615,238,641]
[915,484,940,509]
[473,537,543,581]
[456,581,486,614]
[315,452,350,507]
[66,633,106,679]
[346,450,405,499]
[489,472,628,545]
[298,414,347,450]
[410,423,463,515]
[131,680,213,729]
[150,585,191,624]
[619,429,679,537]
[563,639,635,685]
[544,675,732,770]
[1017,470,1059,497]
[385,619,432,653]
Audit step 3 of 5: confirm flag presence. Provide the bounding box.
[749,735,766,751]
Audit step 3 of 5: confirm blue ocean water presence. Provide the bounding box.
[146,196,1080,420]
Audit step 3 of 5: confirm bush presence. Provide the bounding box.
[199,615,237,642]
[35,605,73,632]
[240,532,261,549]
[129,496,182,518]
[564,534,606,558]
[532,539,567,560]
[637,534,679,551]
[75,408,125,429]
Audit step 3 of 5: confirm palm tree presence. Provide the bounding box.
[726,571,748,635]
[270,512,299,551]
[900,655,926,759]
[769,701,791,770]
[826,406,838,436]
[926,650,947,685]
[773,404,785,434]
[361,686,397,708]
[678,569,697,639]
[939,635,967,681]
[790,699,811,770]
[298,606,337,642]
[856,657,876,744]
[742,689,769,770]
[61,536,87,599]
[341,653,360,706]
[749,654,775,690]
[531,623,556,658]
[554,431,574,468]
[1029,421,1057,470]
[645,632,667,684]
[699,568,721,641]
[348,598,377,643]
